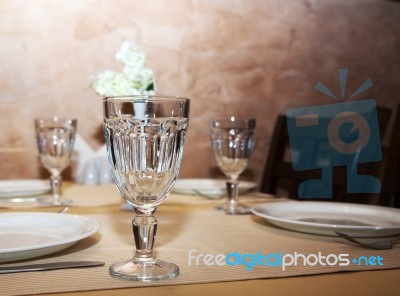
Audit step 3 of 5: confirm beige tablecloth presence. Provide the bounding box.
[0,185,399,296]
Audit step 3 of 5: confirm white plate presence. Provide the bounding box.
[0,212,100,262]
[252,201,400,237]
[0,179,50,199]
[173,178,257,198]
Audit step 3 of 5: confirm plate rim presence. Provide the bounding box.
[0,179,50,198]
[174,178,257,190]
[0,212,101,254]
[252,201,400,231]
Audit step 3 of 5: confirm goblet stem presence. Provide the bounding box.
[39,175,72,206]
[132,211,157,261]
[50,175,62,200]
[226,181,240,214]
[109,208,179,281]
[221,179,251,215]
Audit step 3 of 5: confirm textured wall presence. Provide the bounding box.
[1,0,400,187]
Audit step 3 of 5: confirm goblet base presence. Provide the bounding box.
[109,258,179,281]
[215,203,251,215]
[38,195,73,206]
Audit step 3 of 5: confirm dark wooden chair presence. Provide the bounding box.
[260,105,396,207]
[378,104,400,207]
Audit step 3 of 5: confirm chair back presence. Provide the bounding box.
[260,105,394,206]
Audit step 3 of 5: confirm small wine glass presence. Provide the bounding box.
[210,117,255,214]
[34,117,77,206]
[103,95,190,281]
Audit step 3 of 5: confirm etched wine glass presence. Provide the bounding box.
[210,117,255,214]
[34,117,77,206]
[103,95,190,281]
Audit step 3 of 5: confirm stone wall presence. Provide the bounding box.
[1,0,399,187]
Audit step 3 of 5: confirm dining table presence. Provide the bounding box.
[0,181,399,296]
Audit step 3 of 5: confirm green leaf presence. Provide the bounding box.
[146,82,154,91]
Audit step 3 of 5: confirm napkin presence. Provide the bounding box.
[73,134,112,185]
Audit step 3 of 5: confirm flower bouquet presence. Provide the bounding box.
[91,41,156,96]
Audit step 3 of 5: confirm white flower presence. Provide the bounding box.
[116,41,146,70]
[91,41,156,97]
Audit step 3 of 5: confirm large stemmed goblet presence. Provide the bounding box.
[210,117,255,215]
[34,117,77,206]
[103,95,190,281]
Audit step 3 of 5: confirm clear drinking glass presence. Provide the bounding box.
[34,117,77,206]
[103,95,190,281]
[210,117,255,214]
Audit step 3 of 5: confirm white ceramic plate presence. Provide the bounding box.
[0,213,100,262]
[173,178,257,198]
[0,180,50,199]
[252,201,400,237]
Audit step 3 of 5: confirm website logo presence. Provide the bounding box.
[188,250,384,271]
[286,69,382,198]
